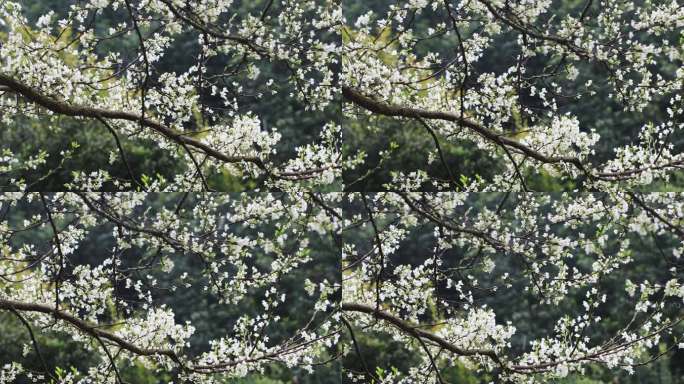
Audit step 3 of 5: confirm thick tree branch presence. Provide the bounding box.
[0,298,182,363]
[341,302,503,365]
[342,86,585,172]
[0,73,264,168]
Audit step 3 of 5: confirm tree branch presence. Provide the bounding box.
[342,86,585,172]
[341,302,503,365]
[0,73,264,168]
[0,298,182,363]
